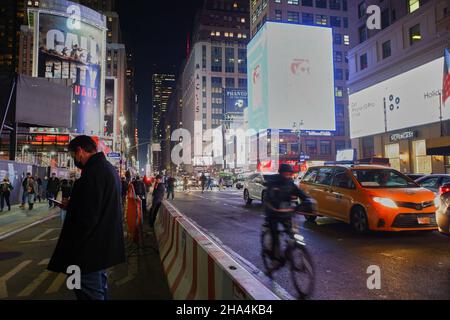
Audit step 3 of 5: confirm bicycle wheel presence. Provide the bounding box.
[261,228,278,275]
[288,243,315,300]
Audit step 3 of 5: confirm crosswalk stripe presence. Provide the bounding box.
[0,260,32,299]
[17,271,51,297]
[17,259,51,297]
[45,273,66,294]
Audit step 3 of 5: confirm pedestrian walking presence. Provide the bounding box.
[42,176,48,200]
[166,175,176,200]
[120,176,128,210]
[0,177,13,212]
[20,172,31,209]
[149,175,165,228]
[207,176,213,191]
[36,176,42,202]
[59,179,72,224]
[132,175,147,214]
[200,173,207,193]
[218,177,224,191]
[48,135,126,300]
[47,173,60,208]
[183,176,189,192]
[27,177,38,210]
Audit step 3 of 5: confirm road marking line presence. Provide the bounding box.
[0,260,32,299]
[17,270,51,297]
[19,229,59,244]
[38,258,50,265]
[45,273,66,294]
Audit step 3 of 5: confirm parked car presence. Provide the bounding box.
[223,177,234,188]
[415,174,450,194]
[435,182,450,236]
[300,165,437,234]
[243,172,278,206]
[406,174,426,181]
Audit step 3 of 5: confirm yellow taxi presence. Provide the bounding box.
[299,164,438,233]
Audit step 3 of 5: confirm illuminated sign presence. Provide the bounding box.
[247,22,336,132]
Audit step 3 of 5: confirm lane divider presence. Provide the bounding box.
[154,200,281,300]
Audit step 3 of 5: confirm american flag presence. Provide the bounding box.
[444,48,450,106]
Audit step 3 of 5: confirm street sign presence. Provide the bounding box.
[107,152,121,158]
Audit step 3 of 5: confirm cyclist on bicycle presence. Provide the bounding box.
[264,164,316,263]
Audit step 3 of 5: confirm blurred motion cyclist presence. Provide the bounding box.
[264,164,316,263]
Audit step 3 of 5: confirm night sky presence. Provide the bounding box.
[116,0,204,168]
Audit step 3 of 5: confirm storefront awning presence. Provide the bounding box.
[427,136,450,156]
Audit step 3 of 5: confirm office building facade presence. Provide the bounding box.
[249,0,354,170]
[348,0,450,174]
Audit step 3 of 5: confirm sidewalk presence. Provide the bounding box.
[0,202,60,240]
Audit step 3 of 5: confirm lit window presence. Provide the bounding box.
[344,35,350,45]
[216,31,221,36]
[409,24,421,45]
[408,0,420,13]
[241,18,246,23]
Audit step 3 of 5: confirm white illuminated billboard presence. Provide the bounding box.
[247,22,336,132]
[349,57,446,139]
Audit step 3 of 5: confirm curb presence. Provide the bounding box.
[0,209,60,241]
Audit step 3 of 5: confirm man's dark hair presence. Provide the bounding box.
[68,135,98,153]
[156,175,162,180]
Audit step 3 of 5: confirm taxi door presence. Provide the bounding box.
[307,167,336,216]
[329,168,357,222]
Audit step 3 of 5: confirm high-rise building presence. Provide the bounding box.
[347,0,450,174]
[181,0,250,174]
[152,74,176,142]
[248,0,354,170]
[152,73,176,171]
[0,0,27,107]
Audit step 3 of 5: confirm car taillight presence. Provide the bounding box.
[439,186,450,195]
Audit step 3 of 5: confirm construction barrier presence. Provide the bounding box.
[154,200,281,300]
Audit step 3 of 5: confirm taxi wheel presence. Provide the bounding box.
[351,207,370,234]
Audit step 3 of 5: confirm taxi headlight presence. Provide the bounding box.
[373,197,398,209]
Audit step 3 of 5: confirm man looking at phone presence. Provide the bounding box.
[48,135,126,300]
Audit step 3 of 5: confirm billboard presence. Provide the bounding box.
[16,75,72,127]
[104,77,117,137]
[247,22,336,132]
[34,4,106,136]
[349,57,446,139]
[224,89,248,114]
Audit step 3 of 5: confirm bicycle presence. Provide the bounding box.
[261,212,316,300]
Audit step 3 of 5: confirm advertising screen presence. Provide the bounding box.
[349,57,446,139]
[104,77,117,137]
[224,89,248,114]
[36,10,105,135]
[247,22,336,132]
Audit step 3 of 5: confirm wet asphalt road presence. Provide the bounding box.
[170,188,450,300]
[0,217,171,300]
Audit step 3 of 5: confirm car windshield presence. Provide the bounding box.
[352,169,419,188]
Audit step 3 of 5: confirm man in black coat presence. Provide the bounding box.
[47,172,60,208]
[132,175,147,214]
[48,136,126,300]
[149,175,165,228]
